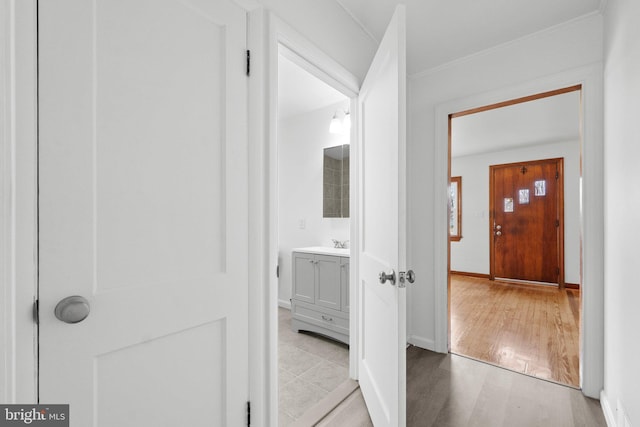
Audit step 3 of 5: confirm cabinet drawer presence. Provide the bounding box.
[292,301,349,334]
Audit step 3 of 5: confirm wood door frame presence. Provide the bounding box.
[488,157,565,287]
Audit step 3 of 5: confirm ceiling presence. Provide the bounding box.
[278,53,348,120]
[451,90,581,157]
[278,1,595,122]
[278,54,581,150]
[336,0,603,74]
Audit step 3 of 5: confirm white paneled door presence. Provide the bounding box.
[357,6,407,427]
[38,0,249,425]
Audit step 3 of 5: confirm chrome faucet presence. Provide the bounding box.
[332,239,349,249]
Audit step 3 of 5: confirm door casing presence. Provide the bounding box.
[435,68,605,398]
[266,12,361,427]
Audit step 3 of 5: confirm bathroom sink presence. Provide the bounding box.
[292,246,350,257]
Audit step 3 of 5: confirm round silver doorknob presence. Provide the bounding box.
[379,270,396,286]
[54,296,90,324]
[496,231,502,236]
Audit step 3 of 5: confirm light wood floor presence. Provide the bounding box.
[450,274,580,387]
[319,347,605,427]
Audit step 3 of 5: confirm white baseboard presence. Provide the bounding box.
[617,399,633,427]
[601,391,616,427]
[278,299,291,310]
[407,335,436,352]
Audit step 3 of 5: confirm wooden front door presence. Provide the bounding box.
[490,158,564,285]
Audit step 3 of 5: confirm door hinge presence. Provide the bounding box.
[246,50,250,76]
[246,401,251,426]
[556,267,560,275]
[33,299,39,325]
[556,171,559,179]
[276,265,280,278]
[555,219,560,227]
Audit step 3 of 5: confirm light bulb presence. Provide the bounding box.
[329,113,342,134]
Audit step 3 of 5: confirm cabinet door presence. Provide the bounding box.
[292,252,315,303]
[341,257,350,313]
[315,255,341,310]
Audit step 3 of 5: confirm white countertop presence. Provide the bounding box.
[292,246,350,257]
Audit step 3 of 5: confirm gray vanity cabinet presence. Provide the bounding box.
[292,252,315,304]
[315,255,341,311]
[291,249,350,344]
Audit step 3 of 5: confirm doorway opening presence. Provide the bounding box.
[275,46,355,425]
[447,85,582,387]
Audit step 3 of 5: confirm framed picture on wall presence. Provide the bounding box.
[449,176,462,241]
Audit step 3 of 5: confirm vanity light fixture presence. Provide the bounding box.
[329,109,351,135]
[329,112,342,134]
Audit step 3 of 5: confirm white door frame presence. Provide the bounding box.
[263,12,362,426]
[433,63,604,398]
[0,0,38,404]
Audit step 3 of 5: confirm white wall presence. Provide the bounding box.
[407,13,603,351]
[451,140,581,284]
[277,100,350,305]
[602,0,640,425]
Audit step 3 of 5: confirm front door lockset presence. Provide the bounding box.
[398,270,416,288]
[379,269,416,288]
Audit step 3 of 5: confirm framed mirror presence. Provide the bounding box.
[323,144,349,218]
[449,176,462,240]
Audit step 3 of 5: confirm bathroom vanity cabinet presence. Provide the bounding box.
[291,247,350,344]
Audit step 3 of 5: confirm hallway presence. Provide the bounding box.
[319,346,605,426]
[279,293,601,427]
[405,347,604,427]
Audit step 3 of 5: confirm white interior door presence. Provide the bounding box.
[38,1,249,426]
[357,6,407,427]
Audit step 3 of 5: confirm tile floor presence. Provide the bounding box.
[278,307,350,426]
